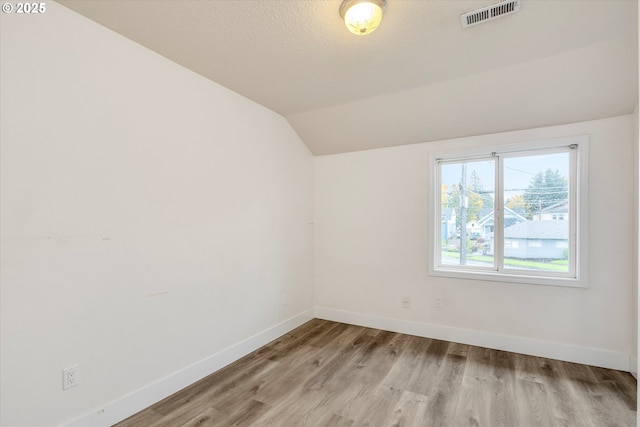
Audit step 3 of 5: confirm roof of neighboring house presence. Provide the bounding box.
[508,207,527,218]
[540,200,569,214]
[503,220,569,240]
[474,206,526,226]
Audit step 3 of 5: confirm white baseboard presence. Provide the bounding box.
[315,307,630,372]
[63,309,315,427]
[630,356,638,379]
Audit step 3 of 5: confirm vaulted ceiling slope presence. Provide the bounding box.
[58,0,637,155]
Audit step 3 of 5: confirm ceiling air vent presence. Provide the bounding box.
[461,0,520,28]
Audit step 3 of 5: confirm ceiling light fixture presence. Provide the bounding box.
[339,0,387,36]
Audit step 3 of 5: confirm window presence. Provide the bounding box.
[429,136,588,287]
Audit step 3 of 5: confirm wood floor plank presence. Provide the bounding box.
[352,384,406,426]
[151,357,279,417]
[577,365,637,426]
[383,389,429,426]
[487,349,520,427]
[382,334,435,391]
[527,359,588,426]
[172,406,225,427]
[420,342,467,427]
[590,365,637,411]
[452,345,493,427]
[250,389,331,426]
[116,408,164,426]
[300,328,376,393]
[515,377,556,427]
[116,320,637,427]
[251,345,327,406]
[402,338,451,397]
[333,332,411,423]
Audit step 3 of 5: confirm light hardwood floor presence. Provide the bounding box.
[116,319,637,426]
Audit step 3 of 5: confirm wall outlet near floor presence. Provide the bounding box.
[402,296,411,309]
[435,296,444,309]
[62,365,79,390]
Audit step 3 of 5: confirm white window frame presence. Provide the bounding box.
[428,135,589,287]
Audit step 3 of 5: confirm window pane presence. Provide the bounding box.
[503,152,570,272]
[440,160,494,268]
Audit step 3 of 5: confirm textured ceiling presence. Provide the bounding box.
[58,0,638,155]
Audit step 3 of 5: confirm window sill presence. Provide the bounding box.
[429,267,588,288]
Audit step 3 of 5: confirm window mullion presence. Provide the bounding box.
[494,155,504,272]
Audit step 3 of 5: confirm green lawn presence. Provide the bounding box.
[441,252,568,271]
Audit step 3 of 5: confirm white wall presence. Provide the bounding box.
[0,3,313,426]
[315,115,635,370]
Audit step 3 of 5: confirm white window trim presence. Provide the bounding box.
[427,135,589,288]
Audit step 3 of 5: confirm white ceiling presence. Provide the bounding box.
[57,0,638,155]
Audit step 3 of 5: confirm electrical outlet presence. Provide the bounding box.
[62,365,79,390]
[435,296,444,309]
[402,296,410,309]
